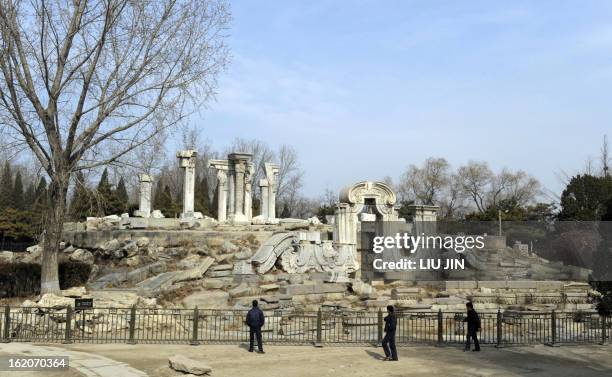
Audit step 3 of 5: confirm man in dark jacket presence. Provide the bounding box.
[382,305,398,361]
[463,302,481,352]
[246,300,265,353]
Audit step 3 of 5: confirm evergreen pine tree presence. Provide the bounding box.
[96,168,119,215]
[280,203,291,218]
[32,177,48,223]
[0,161,13,211]
[115,177,129,214]
[153,179,165,211]
[194,174,211,216]
[211,184,219,218]
[158,185,176,217]
[69,172,95,221]
[23,183,36,211]
[13,170,25,210]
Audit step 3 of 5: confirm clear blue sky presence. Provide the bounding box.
[192,0,612,198]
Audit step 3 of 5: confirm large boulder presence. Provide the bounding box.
[0,251,14,263]
[122,241,139,257]
[98,239,121,255]
[60,286,87,297]
[26,244,41,254]
[69,249,94,264]
[37,293,73,309]
[151,210,165,218]
[168,355,212,376]
[351,281,375,299]
[135,237,150,248]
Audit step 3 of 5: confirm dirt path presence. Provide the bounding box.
[0,343,147,377]
[55,343,612,377]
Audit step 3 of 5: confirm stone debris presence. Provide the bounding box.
[168,355,212,375]
[69,249,94,264]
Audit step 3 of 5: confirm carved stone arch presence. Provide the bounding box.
[339,181,398,221]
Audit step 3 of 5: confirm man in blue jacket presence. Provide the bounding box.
[246,300,265,353]
[382,305,398,361]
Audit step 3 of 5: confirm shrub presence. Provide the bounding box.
[0,261,91,298]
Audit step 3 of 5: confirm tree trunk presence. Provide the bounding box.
[40,171,70,294]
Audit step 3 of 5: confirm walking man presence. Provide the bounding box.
[464,302,481,352]
[246,300,265,353]
[382,305,398,361]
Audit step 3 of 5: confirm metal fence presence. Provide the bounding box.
[1,306,609,347]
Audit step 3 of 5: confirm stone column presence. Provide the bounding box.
[265,163,280,219]
[216,170,228,222]
[244,163,254,220]
[334,203,356,245]
[177,150,197,218]
[234,163,245,216]
[207,159,230,223]
[227,152,253,224]
[135,174,153,218]
[259,178,269,219]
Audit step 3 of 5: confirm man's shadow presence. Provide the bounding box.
[365,350,386,360]
[238,343,251,351]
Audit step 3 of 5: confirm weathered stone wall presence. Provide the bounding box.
[63,229,274,250]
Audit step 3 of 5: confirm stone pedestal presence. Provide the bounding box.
[177,150,197,218]
[134,174,153,218]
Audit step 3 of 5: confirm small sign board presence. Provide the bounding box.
[74,298,93,310]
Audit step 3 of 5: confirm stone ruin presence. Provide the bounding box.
[5,158,591,317]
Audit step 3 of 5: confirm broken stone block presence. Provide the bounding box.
[280,283,346,296]
[203,279,226,289]
[207,270,233,278]
[136,237,150,248]
[211,264,233,271]
[229,282,256,298]
[168,355,212,376]
[260,284,280,292]
[69,249,94,264]
[177,254,202,270]
[174,257,214,283]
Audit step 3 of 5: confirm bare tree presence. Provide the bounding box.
[456,161,493,213]
[601,135,610,178]
[399,157,450,205]
[275,145,304,215]
[0,0,230,293]
[438,173,467,218]
[226,138,274,199]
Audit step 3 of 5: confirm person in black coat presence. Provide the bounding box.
[382,305,398,361]
[463,302,481,351]
[246,300,265,353]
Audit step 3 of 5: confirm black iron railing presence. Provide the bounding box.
[1,306,609,347]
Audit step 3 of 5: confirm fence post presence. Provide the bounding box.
[127,305,137,345]
[315,308,323,347]
[377,309,383,346]
[437,309,443,346]
[546,310,559,347]
[601,314,607,346]
[1,306,10,343]
[495,309,503,348]
[63,306,73,344]
[190,306,200,345]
